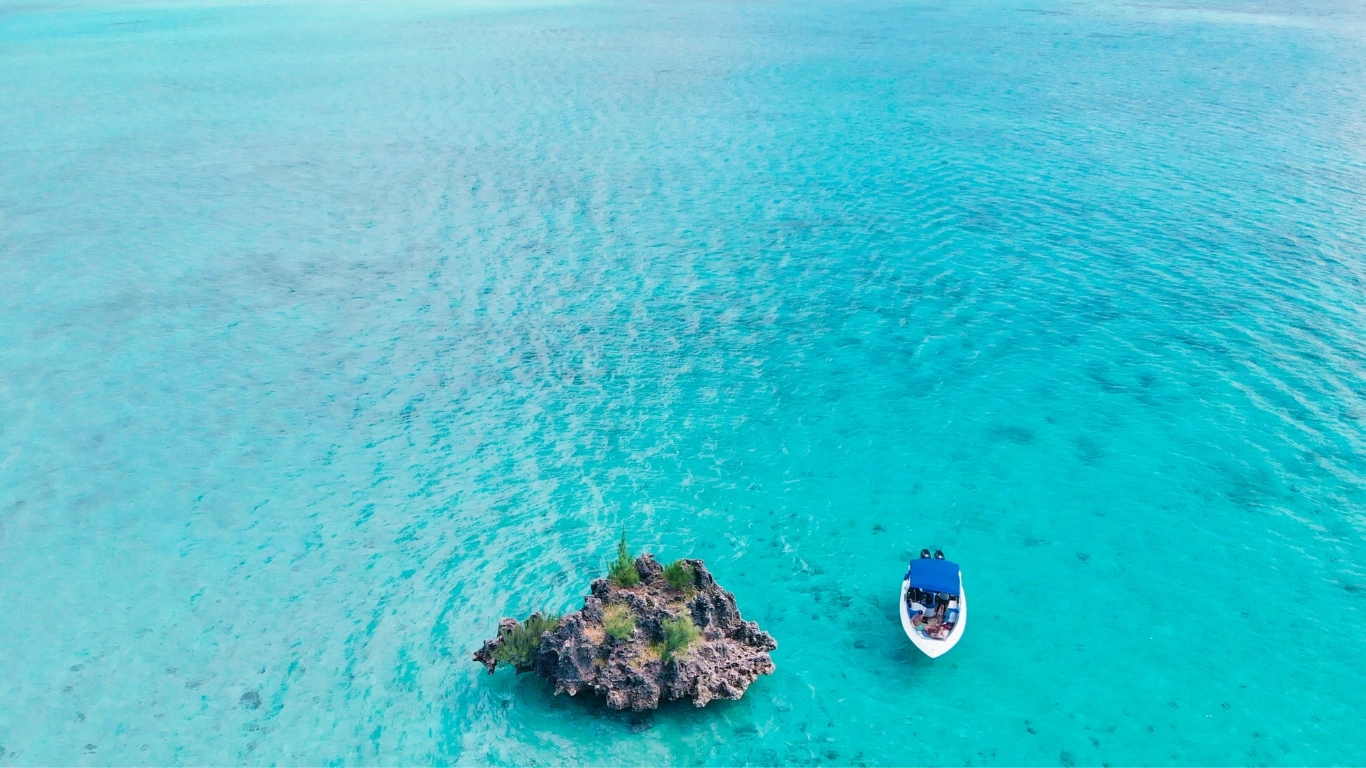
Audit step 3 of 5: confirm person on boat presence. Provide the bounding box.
[907,589,929,621]
[920,601,947,634]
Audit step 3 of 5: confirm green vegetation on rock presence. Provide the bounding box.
[603,603,635,641]
[491,613,561,669]
[607,530,640,587]
[660,615,701,662]
[663,559,693,591]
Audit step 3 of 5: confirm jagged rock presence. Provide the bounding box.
[474,555,776,710]
[473,617,526,674]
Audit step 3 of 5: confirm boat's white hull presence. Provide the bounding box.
[900,573,966,658]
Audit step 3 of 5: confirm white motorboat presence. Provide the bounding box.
[900,551,966,658]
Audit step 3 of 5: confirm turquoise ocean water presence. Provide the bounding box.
[2,0,1365,763]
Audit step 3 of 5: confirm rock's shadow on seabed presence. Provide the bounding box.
[486,664,754,733]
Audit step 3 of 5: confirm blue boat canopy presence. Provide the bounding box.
[908,559,961,596]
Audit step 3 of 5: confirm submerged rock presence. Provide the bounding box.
[473,555,776,710]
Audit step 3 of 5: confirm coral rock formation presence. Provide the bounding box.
[474,555,776,710]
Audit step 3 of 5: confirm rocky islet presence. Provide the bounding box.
[474,554,776,710]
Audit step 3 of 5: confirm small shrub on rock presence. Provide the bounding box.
[661,615,701,662]
[491,613,561,669]
[603,603,635,641]
[664,560,694,591]
[608,530,640,587]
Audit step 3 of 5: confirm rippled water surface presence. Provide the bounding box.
[2,0,1366,763]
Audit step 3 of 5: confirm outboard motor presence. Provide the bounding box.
[920,549,932,559]
[934,550,945,560]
